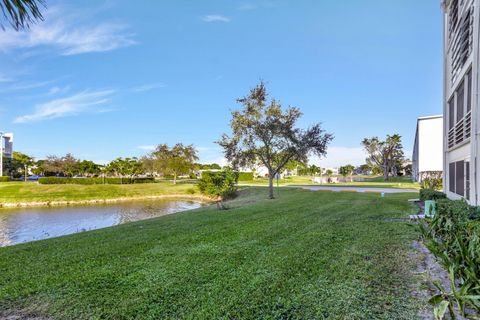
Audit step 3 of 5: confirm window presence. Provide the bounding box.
[467,69,472,112]
[449,162,456,192]
[457,80,464,122]
[449,160,469,198]
[449,97,455,129]
[456,161,465,196]
[466,161,470,200]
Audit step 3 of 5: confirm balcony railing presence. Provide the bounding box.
[448,110,471,149]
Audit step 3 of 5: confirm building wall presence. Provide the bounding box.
[443,0,477,204]
[412,116,443,182]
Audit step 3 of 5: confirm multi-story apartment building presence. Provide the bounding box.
[412,115,443,182]
[442,0,476,204]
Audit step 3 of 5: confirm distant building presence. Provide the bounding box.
[412,116,443,182]
[3,133,13,158]
[442,0,475,203]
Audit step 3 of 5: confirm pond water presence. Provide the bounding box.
[0,200,206,247]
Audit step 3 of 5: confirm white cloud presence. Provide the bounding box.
[310,146,367,168]
[137,145,156,151]
[237,3,258,10]
[14,89,115,123]
[202,15,231,23]
[49,85,70,95]
[131,83,166,92]
[0,8,136,56]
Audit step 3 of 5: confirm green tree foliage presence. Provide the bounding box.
[198,168,238,209]
[76,160,101,177]
[361,134,404,181]
[196,163,222,170]
[106,158,144,183]
[144,143,198,184]
[0,0,45,30]
[218,82,333,199]
[339,164,354,182]
[13,151,34,181]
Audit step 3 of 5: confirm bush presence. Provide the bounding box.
[198,169,238,209]
[420,198,480,317]
[420,171,443,190]
[419,188,446,201]
[237,172,254,181]
[38,177,155,185]
[0,176,10,182]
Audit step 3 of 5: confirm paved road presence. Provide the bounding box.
[287,185,419,193]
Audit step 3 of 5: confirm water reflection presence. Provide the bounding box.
[0,200,205,247]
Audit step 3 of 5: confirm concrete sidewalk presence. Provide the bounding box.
[287,185,419,193]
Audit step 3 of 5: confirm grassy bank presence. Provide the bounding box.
[0,181,199,205]
[241,175,420,189]
[0,187,421,319]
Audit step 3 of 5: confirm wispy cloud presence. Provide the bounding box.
[49,85,70,95]
[14,89,115,123]
[237,3,258,10]
[0,74,13,82]
[137,145,156,151]
[202,15,231,23]
[131,83,166,93]
[0,7,136,56]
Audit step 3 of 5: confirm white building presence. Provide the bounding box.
[412,115,443,182]
[442,0,476,203]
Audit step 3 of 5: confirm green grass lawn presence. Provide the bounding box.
[0,181,199,204]
[0,187,422,319]
[241,175,420,189]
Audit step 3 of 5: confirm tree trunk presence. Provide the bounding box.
[24,165,27,182]
[173,172,177,185]
[269,175,275,199]
[383,166,389,181]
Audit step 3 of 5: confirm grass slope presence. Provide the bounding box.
[0,188,420,319]
[0,181,198,204]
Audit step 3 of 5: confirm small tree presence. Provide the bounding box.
[13,152,34,181]
[106,157,144,183]
[361,134,404,181]
[198,168,238,209]
[218,82,333,199]
[339,164,354,182]
[146,143,198,184]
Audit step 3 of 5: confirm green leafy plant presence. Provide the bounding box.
[198,168,238,209]
[420,188,446,201]
[420,171,443,191]
[420,198,480,319]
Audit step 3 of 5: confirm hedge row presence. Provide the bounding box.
[238,172,254,181]
[38,177,155,185]
[419,188,447,201]
[0,176,10,182]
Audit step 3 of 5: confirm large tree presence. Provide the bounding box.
[218,82,333,199]
[145,144,198,184]
[1,0,45,31]
[339,164,354,182]
[361,134,404,181]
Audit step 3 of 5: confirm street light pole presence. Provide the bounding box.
[0,131,3,177]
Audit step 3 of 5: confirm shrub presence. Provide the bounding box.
[237,172,254,181]
[420,171,443,190]
[419,188,446,201]
[198,169,238,209]
[38,177,155,185]
[420,198,480,318]
[0,176,10,182]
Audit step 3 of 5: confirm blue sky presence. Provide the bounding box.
[0,0,443,167]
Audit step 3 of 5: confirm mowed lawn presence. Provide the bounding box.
[0,181,198,204]
[0,188,421,319]
[241,175,420,190]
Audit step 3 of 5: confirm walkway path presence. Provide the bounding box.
[287,185,419,193]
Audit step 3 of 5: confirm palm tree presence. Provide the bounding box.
[1,0,45,31]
